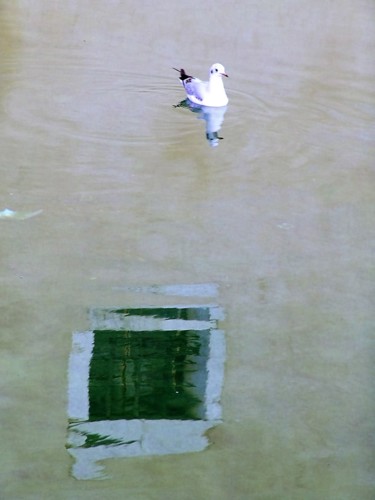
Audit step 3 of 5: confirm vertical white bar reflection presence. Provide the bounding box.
[68,331,94,421]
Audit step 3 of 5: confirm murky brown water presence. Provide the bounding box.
[1,0,374,498]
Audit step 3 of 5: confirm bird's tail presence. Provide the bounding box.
[172,67,190,81]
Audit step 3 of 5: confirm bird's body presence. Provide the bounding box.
[174,63,229,107]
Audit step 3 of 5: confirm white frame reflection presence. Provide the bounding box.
[67,305,225,479]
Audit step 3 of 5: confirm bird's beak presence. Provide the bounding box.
[221,73,228,77]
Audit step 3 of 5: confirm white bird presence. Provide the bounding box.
[174,63,229,107]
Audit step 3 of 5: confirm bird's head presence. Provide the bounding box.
[210,63,228,78]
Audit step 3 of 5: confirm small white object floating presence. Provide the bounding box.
[174,63,229,107]
[0,208,43,220]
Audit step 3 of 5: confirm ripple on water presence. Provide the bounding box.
[4,55,372,157]
[3,53,278,155]
[2,63,202,151]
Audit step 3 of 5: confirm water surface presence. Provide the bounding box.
[1,1,374,498]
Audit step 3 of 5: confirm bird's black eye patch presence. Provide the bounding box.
[215,68,218,72]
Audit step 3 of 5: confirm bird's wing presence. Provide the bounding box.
[183,78,207,102]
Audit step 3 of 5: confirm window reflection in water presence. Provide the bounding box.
[67,305,225,479]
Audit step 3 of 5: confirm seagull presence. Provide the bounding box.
[173,63,229,107]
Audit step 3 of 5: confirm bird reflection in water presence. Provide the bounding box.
[174,99,227,147]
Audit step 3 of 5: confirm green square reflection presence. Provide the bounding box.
[88,329,209,421]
